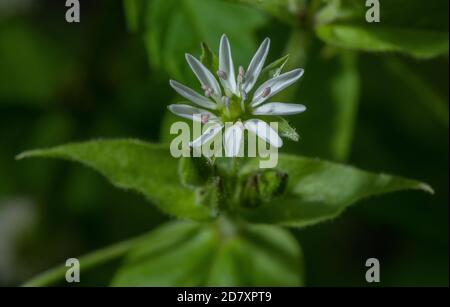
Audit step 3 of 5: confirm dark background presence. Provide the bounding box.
[0,0,448,286]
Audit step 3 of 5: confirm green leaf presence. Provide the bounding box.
[178,155,213,187]
[112,221,303,286]
[315,0,449,59]
[285,46,359,161]
[238,153,433,227]
[23,222,202,286]
[123,0,267,81]
[0,22,74,103]
[329,52,360,161]
[316,25,449,59]
[23,221,302,286]
[123,0,145,32]
[111,221,216,286]
[17,140,432,229]
[200,42,219,74]
[383,57,449,128]
[16,140,214,221]
[232,0,304,25]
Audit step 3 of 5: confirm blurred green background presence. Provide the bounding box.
[0,0,448,286]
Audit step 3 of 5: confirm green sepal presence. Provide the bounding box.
[195,176,222,216]
[252,54,290,90]
[256,115,300,142]
[261,54,290,79]
[277,117,300,142]
[178,152,214,188]
[200,42,219,74]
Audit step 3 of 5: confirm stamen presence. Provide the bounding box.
[262,87,271,98]
[217,70,227,80]
[202,85,213,97]
[237,66,245,84]
[239,66,245,77]
[201,114,210,124]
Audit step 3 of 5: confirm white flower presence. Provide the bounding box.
[168,34,306,157]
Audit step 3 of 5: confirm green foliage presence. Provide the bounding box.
[112,221,303,286]
[238,153,432,227]
[286,46,360,161]
[241,169,288,207]
[24,221,303,286]
[17,140,214,220]
[200,42,220,74]
[329,52,360,161]
[315,0,449,59]
[123,0,267,81]
[0,22,73,103]
[18,140,432,228]
[240,0,449,59]
[232,0,304,25]
[5,0,447,287]
[122,0,145,32]
[383,57,449,128]
[178,155,214,187]
[23,234,139,287]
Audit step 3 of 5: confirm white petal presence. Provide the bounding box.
[252,68,304,107]
[219,35,237,94]
[169,80,217,110]
[190,124,223,147]
[185,54,221,96]
[244,119,283,148]
[253,102,306,115]
[167,104,216,122]
[224,122,244,157]
[243,38,270,93]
